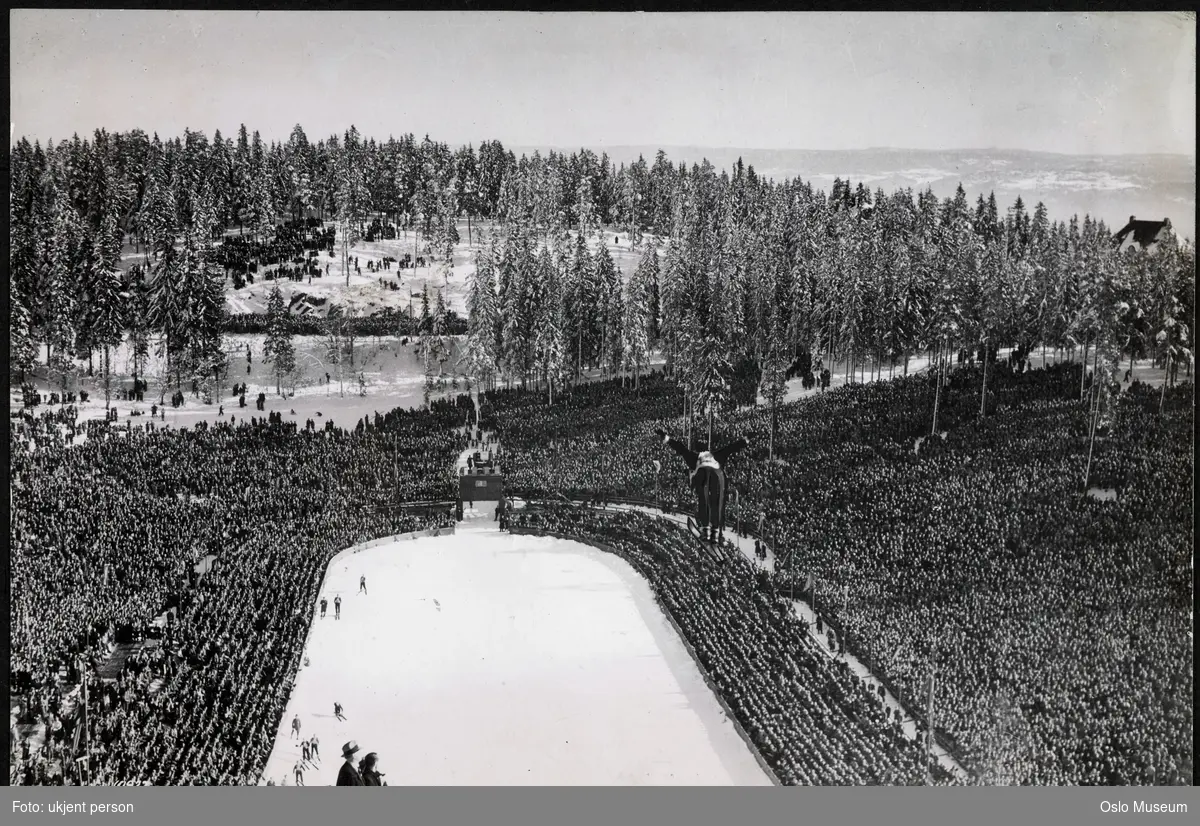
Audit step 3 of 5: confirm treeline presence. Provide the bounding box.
[459,159,1195,452]
[9,124,1196,422]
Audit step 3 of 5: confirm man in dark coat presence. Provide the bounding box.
[337,741,363,786]
[656,429,749,543]
[360,752,385,786]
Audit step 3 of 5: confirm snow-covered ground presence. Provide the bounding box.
[12,333,669,435]
[119,219,661,322]
[756,348,1174,407]
[259,506,771,787]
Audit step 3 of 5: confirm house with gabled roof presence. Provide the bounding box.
[1113,216,1173,253]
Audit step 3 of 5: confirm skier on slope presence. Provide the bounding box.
[655,428,749,544]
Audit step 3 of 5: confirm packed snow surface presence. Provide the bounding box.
[261,512,771,786]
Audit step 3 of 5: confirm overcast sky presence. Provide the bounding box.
[10,10,1196,155]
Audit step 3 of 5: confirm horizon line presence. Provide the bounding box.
[507,144,1198,160]
[9,128,1197,161]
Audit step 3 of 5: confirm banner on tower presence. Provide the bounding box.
[459,467,504,501]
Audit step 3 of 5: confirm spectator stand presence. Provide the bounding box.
[9,397,470,786]
[527,368,1190,783]
[367,499,459,532]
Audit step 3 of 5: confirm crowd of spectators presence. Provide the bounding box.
[10,354,1191,786]
[215,223,335,275]
[490,362,1194,786]
[10,396,468,785]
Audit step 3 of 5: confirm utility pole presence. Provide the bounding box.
[789,549,795,602]
[926,641,938,786]
[83,661,90,786]
[931,342,943,438]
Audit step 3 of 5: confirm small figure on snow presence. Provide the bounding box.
[334,702,346,721]
[359,575,367,595]
[334,595,341,620]
[319,597,327,618]
[656,429,749,544]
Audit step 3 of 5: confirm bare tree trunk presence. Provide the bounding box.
[103,345,111,410]
[1080,336,1089,401]
[979,340,989,420]
[769,402,776,463]
[161,346,170,405]
[1084,364,1101,489]
[681,388,687,445]
[1159,344,1168,415]
[931,344,943,438]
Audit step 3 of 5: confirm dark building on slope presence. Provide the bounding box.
[1113,216,1173,253]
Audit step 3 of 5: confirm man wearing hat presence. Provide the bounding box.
[337,741,364,786]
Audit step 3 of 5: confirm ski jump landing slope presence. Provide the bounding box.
[261,509,771,786]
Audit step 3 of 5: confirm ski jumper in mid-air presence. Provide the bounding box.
[656,429,749,543]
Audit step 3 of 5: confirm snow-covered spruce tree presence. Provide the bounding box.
[595,243,625,380]
[264,284,296,396]
[323,304,346,398]
[248,130,275,244]
[499,227,532,387]
[44,164,81,396]
[698,335,733,448]
[92,213,129,408]
[759,321,789,462]
[286,124,314,224]
[623,245,654,389]
[124,266,152,392]
[336,126,369,286]
[562,231,591,379]
[9,272,38,382]
[436,176,460,266]
[432,288,452,382]
[463,239,501,391]
[9,191,39,381]
[618,167,643,249]
[531,247,567,403]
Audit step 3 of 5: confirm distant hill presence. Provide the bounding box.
[510,145,1195,238]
